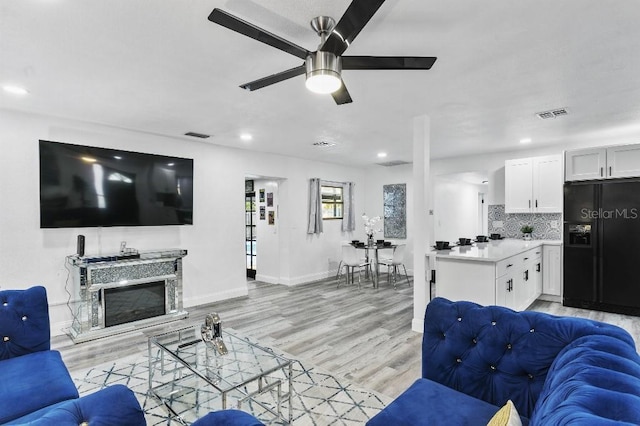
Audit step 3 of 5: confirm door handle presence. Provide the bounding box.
[536,263,541,272]
[524,270,529,281]
[609,166,612,176]
[600,167,603,177]
[507,279,513,292]
[529,200,531,209]
[535,199,538,208]
[507,264,513,268]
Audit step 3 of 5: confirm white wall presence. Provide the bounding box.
[0,109,366,335]
[363,164,414,272]
[433,178,487,242]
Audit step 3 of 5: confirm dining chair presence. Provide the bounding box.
[378,243,410,288]
[338,244,372,289]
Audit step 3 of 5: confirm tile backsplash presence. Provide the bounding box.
[488,204,561,240]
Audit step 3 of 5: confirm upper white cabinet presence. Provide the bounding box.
[565,144,640,181]
[505,155,563,213]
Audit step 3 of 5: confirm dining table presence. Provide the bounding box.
[352,243,396,288]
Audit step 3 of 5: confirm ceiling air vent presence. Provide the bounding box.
[312,141,336,147]
[536,108,569,120]
[377,160,412,167]
[184,132,211,139]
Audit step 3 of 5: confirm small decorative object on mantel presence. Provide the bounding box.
[363,214,382,246]
[201,313,228,355]
[521,225,534,241]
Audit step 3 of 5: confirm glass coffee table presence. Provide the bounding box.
[148,326,292,424]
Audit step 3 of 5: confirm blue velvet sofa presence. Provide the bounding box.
[0,286,146,425]
[0,286,264,426]
[368,297,640,425]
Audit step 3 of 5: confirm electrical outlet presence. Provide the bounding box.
[492,221,503,228]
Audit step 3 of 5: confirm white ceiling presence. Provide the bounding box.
[2,1,640,167]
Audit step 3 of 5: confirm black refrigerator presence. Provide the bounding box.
[564,178,640,315]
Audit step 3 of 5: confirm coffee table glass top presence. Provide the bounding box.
[148,326,292,424]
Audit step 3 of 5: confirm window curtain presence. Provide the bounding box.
[307,178,323,234]
[342,182,356,232]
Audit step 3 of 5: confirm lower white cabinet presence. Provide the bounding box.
[495,248,542,311]
[542,245,562,296]
[435,244,545,310]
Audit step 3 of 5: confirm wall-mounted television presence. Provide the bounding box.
[39,140,193,228]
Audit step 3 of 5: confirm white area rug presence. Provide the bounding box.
[71,351,391,425]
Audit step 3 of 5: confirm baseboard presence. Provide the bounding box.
[255,273,279,284]
[279,270,337,286]
[412,317,424,333]
[183,287,249,307]
[538,294,561,303]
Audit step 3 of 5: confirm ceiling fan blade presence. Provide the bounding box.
[332,81,353,105]
[320,0,386,56]
[342,56,437,70]
[239,65,306,91]
[208,9,311,60]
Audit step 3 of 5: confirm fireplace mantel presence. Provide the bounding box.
[67,248,189,343]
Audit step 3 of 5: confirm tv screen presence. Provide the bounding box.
[39,140,193,228]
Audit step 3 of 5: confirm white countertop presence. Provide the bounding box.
[429,239,561,262]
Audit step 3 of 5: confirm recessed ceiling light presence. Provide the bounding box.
[240,133,253,141]
[2,85,29,95]
[377,152,388,158]
[81,156,97,163]
[167,163,175,167]
[113,156,122,160]
[519,138,532,144]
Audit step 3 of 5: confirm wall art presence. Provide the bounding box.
[383,183,406,239]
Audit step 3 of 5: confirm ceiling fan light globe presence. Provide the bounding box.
[305,72,342,94]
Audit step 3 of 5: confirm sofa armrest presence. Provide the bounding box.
[192,409,265,426]
[530,335,640,425]
[9,385,146,426]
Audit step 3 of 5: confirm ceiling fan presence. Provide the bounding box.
[207,0,437,105]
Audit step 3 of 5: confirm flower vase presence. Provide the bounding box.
[368,235,374,247]
[523,233,532,241]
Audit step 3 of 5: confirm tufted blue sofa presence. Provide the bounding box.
[0,286,146,425]
[367,297,640,425]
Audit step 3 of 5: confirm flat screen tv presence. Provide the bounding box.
[39,140,193,228]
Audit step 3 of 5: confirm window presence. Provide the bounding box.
[321,185,343,219]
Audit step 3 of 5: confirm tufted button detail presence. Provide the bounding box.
[457,317,462,322]
[3,336,9,342]
[22,315,27,321]
[2,302,7,307]
[506,343,512,350]
[530,328,535,333]
[442,332,446,338]
[491,321,496,326]
[472,338,477,344]
[80,422,89,426]
[528,373,534,380]
[456,358,462,363]
[490,365,496,371]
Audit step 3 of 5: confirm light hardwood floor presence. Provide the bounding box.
[53,275,640,400]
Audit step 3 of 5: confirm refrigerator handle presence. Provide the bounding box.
[600,167,603,177]
[609,166,612,176]
[529,200,531,209]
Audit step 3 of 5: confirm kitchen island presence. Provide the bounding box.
[430,239,561,311]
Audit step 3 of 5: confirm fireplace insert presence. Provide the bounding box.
[104,281,166,327]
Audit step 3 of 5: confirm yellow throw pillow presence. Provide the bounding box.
[487,400,522,426]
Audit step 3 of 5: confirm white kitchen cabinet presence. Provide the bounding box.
[434,241,546,310]
[505,158,533,213]
[565,148,606,181]
[565,144,640,181]
[505,155,562,213]
[607,145,640,178]
[542,245,562,296]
